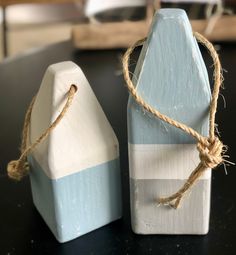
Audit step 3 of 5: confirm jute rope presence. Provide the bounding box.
[7,84,78,181]
[123,32,231,209]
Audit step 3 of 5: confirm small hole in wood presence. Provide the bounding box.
[71,84,78,92]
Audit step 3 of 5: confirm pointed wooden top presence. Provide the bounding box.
[129,9,211,144]
[30,61,118,179]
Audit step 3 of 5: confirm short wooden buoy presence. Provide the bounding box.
[127,9,212,234]
[28,61,122,242]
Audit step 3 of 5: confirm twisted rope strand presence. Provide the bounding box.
[7,84,77,181]
[194,32,223,142]
[123,32,228,209]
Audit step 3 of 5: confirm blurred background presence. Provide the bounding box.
[0,0,235,60]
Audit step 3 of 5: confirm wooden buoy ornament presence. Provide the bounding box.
[8,61,122,242]
[124,9,229,234]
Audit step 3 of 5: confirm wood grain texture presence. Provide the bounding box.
[0,0,76,6]
[72,21,149,50]
[127,9,212,234]
[72,13,236,51]
[191,16,236,41]
[28,61,122,242]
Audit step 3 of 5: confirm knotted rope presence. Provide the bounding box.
[123,32,231,209]
[7,84,78,181]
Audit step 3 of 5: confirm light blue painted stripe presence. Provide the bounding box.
[127,9,211,144]
[28,155,122,243]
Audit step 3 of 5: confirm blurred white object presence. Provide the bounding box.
[161,0,219,2]
[85,0,146,17]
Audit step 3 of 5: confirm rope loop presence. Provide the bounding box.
[7,84,77,181]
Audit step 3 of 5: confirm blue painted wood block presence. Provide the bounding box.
[28,61,122,242]
[128,9,212,234]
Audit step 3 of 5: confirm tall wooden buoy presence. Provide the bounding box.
[127,9,212,234]
[28,61,122,242]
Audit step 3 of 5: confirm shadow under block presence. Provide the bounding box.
[127,9,212,234]
[28,61,122,242]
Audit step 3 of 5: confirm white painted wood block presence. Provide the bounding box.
[28,61,122,242]
[127,9,212,234]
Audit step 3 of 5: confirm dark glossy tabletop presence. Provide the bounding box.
[0,41,235,255]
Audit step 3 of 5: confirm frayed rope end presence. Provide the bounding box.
[157,197,182,210]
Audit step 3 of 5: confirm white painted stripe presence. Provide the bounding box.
[128,143,211,180]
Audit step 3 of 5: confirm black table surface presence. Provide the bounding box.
[0,41,235,255]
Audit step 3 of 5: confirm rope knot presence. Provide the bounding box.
[7,160,29,181]
[197,137,224,169]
